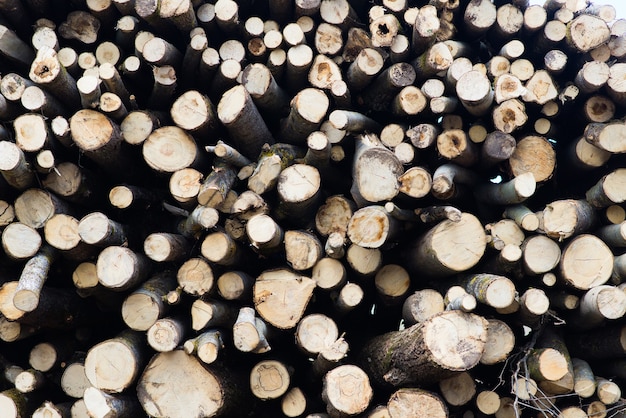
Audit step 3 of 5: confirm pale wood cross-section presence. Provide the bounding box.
[253,269,316,329]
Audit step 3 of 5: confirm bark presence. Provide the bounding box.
[359,310,488,388]
[13,246,56,312]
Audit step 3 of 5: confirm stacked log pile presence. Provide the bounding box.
[2,0,626,417]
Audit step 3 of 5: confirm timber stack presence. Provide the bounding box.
[2,0,626,417]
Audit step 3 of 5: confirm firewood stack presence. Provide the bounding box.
[1,0,626,416]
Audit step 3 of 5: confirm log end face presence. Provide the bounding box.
[427,213,487,276]
[250,359,290,400]
[323,365,373,416]
[138,351,224,418]
[347,206,389,249]
[70,109,114,152]
[122,293,160,331]
[387,388,447,418]
[217,85,247,125]
[142,126,198,173]
[85,340,139,393]
[424,311,488,372]
[253,269,316,329]
[560,234,613,290]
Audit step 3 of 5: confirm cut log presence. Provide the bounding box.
[366,258,407,307]
[295,313,339,356]
[406,213,486,277]
[84,330,145,393]
[559,234,613,290]
[0,141,36,190]
[218,84,275,160]
[147,316,187,352]
[438,371,475,407]
[253,268,316,329]
[96,246,152,291]
[360,310,488,388]
[284,230,323,271]
[566,14,610,52]
[351,134,404,205]
[282,387,307,418]
[276,163,321,222]
[13,246,56,313]
[250,359,291,400]
[333,282,365,313]
[463,273,516,309]
[121,273,176,331]
[402,290,444,326]
[29,46,80,108]
[570,285,626,330]
[279,88,329,144]
[2,222,41,261]
[321,364,372,417]
[138,350,244,417]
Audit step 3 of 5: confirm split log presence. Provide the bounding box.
[191,298,237,332]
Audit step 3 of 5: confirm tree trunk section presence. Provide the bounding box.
[359,310,488,388]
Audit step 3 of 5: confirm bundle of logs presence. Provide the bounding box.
[2,0,626,416]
